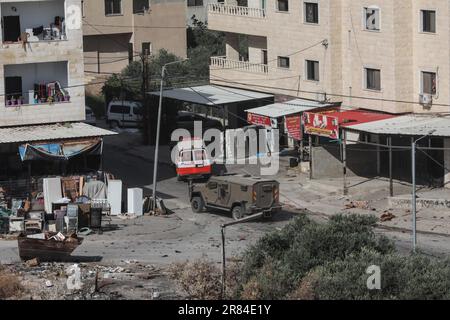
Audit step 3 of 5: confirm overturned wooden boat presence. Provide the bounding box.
[18,232,83,261]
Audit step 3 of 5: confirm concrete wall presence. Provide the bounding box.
[311,144,378,179]
[209,0,450,115]
[0,0,85,127]
[133,1,187,59]
[83,33,132,73]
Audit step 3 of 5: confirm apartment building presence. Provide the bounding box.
[0,0,115,180]
[208,0,450,115]
[82,0,187,74]
[0,0,85,127]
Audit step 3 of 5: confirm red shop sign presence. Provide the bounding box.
[247,113,272,128]
[285,115,302,141]
[303,112,339,139]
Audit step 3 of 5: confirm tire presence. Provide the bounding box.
[232,205,244,220]
[109,120,119,129]
[191,196,204,213]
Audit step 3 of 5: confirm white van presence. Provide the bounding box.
[107,101,143,128]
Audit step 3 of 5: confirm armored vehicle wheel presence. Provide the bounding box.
[191,196,204,213]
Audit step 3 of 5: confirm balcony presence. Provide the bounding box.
[211,56,268,74]
[207,3,268,36]
[208,3,266,18]
[4,61,70,107]
[1,0,67,44]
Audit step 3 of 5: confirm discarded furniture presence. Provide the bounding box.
[17,232,83,261]
[43,178,62,213]
[128,188,143,216]
[108,180,122,216]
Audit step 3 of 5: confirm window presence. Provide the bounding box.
[187,0,204,6]
[128,43,134,63]
[110,105,130,114]
[261,49,268,65]
[278,56,290,68]
[277,0,289,12]
[142,42,152,55]
[364,7,380,31]
[421,10,436,33]
[5,77,22,101]
[365,68,381,90]
[3,16,21,42]
[421,71,437,95]
[208,182,218,189]
[181,151,193,162]
[193,150,207,161]
[133,0,149,13]
[306,60,319,81]
[304,2,319,24]
[105,0,122,15]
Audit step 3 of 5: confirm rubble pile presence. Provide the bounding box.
[2,261,181,300]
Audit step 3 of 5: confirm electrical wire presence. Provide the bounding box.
[210,74,450,110]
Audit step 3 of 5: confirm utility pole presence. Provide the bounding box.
[411,130,436,253]
[411,138,417,252]
[220,212,265,299]
[142,49,150,145]
[151,59,189,212]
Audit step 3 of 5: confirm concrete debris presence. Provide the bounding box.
[380,211,396,222]
[25,258,40,268]
[345,200,370,210]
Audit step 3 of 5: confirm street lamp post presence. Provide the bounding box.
[411,130,436,252]
[151,59,189,212]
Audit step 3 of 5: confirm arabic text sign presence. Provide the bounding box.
[285,115,302,140]
[303,112,339,139]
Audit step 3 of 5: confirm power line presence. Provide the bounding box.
[82,19,143,56]
[210,75,450,110]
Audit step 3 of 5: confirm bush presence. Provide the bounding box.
[237,214,395,299]
[310,249,450,300]
[85,94,105,118]
[0,269,23,299]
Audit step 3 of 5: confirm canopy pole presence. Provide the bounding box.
[300,139,304,163]
[309,135,313,180]
[376,135,381,176]
[342,130,348,196]
[388,136,393,197]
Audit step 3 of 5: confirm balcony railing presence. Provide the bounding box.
[208,3,266,18]
[211,56,268,74]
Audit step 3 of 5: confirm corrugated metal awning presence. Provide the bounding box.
[149,85,273,106]
[345,115,450,137]
[0,122,117,144]
[245,99,335,118]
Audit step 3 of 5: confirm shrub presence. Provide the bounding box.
[0,269,23,299]
[237,213,395,299]
[311,249,450,300]
[85,94,105,118]
[169,260,222,300]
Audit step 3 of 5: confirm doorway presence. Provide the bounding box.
[3,16,21,42]
[5,76,22,101]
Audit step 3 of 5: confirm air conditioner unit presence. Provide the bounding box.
[419,93,433,107]
[316,92,327,103]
